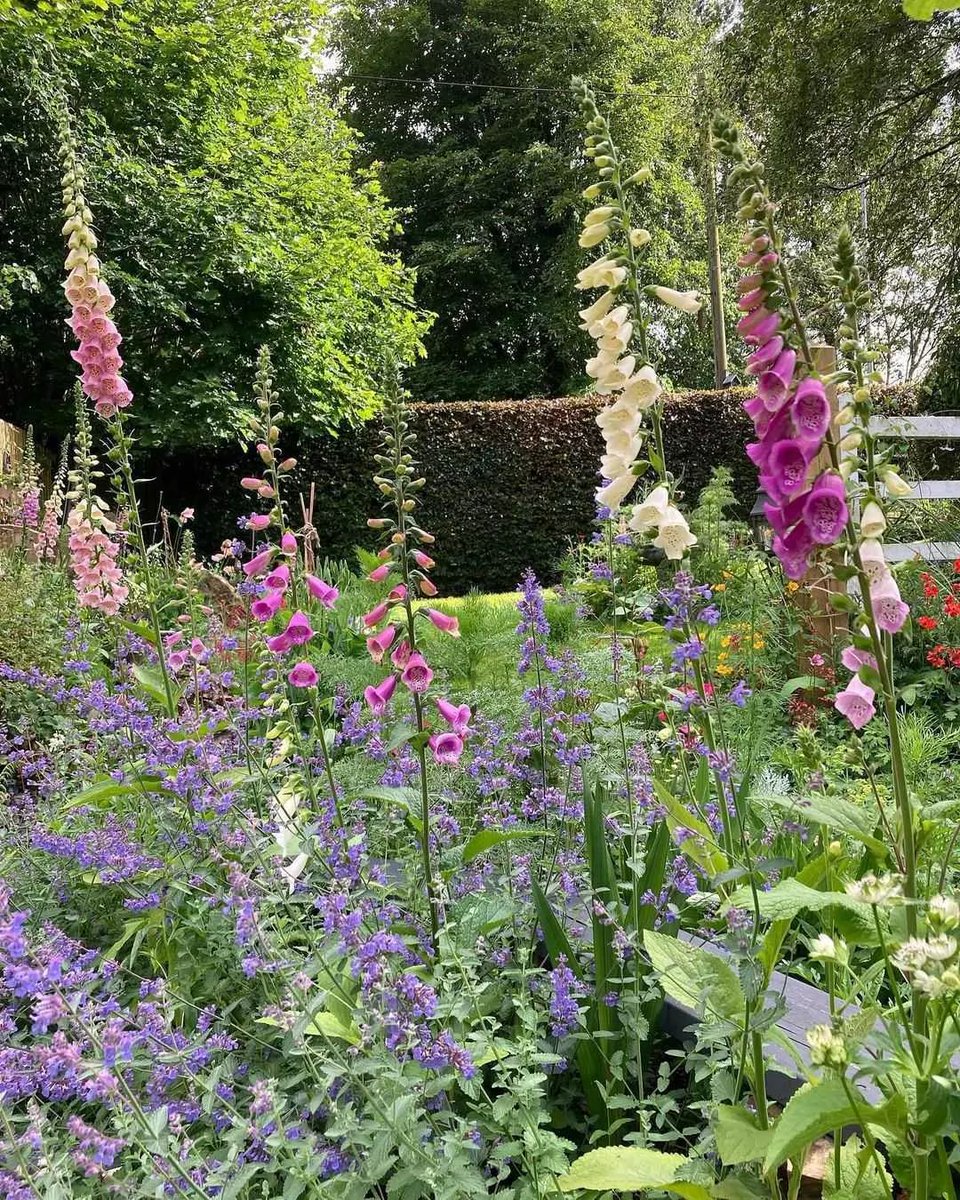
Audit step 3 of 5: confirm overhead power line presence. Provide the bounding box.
[329,72,674,99]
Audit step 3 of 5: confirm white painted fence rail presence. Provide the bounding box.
[868,412,960,564]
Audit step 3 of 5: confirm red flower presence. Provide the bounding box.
[928,645,949,669]
[953,558,960,574]
[950,648,960,669]
[921,571,940,599]
[918,615,939,630]
[946,597,960,619]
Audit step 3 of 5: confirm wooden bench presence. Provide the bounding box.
[662,931,884,1102]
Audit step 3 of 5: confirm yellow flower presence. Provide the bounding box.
[716,662,734,677]
[753,638,765,651]
[714,583,726,593]
[723,570,733,580]
[720,635,732,649]
[787,581,800,593]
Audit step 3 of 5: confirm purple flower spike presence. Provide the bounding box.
[802,473,847,544]
[772,521,813,580]
[765,438,814,499]
[758,348,797,411]
[746,335,784,375]
[791,378,831,441]
[738,308,781,344]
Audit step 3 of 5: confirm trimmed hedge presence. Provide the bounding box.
[140,385,917,595]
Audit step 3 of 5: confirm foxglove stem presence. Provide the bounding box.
[109,416,176,716]
[382,391,440,953]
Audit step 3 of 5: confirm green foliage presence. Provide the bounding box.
[0,0,426,448]
[719,0,960,386]
[332,0,716,403]
[557,1145,710,1197]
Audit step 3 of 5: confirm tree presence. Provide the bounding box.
[716,0,960,385]
[332,0,717,403]
[0,0,427,449]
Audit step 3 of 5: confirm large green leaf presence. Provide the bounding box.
[763,1081,906,1173]
[903,0,960,18]
[727,879,873,930]
[132,663,179,714]
[823,1135,893,1200]
[557,1146,710,1198]
[653,780,727,876]
[760,792,886,857]
[62,775,166,810]
[758,856,828,980]
[461,826,541,864]
[643,929,744,1022]
[714,1106,773,1166]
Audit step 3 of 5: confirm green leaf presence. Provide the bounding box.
[557,1146,711,1198]
[257,1011,359,1044]
[714,1106,773,1166]
[530,876,582,979]
[383,723,417,753]
[727,879,875,938]
[760,792,886,857]
[132,664,178,714]
[461,826,541,864]
[711,1176,769,1200]
[583,778,619,1036]
[758,856,828,979]
[62,775,166,810]
[823,1135,893,1200]
[643,929,744,1022]
[635,820,670,932]
[763,1081,905,1173]
[903,0,960,19]
[780,675,821,698]
[653,780,727,876]
[358,785,419,813]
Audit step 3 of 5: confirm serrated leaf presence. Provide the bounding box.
[760,791,886,856]
[461,826,540,864]
[763,1081,905,1172]
[823,1135,892,1200]
[714,1106,772,1166]
[727,879,876,942]
[643,929,744,1022]
[557,1146,710,1198]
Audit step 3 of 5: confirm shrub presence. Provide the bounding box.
[142,388,758,594]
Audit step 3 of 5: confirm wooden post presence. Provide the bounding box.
[792,345,846,672]
[701,115,728,386]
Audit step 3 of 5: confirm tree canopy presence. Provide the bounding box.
[0,0,426,449]
[332,0,717,403]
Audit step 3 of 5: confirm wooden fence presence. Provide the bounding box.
[0,420,25,478]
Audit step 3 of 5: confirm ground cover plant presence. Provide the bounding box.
[0,70,959,1200]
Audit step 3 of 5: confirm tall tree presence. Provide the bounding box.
[0,0,426,448]
[332,0,716,403]
[716,0,960,385]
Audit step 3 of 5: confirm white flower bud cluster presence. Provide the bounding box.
[806,1023,848,1069]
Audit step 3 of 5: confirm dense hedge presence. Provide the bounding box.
[141,385,917,595]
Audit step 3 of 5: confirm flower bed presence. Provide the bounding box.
[0,78,957,1200]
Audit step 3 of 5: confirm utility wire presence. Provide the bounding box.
[328,72,674,99]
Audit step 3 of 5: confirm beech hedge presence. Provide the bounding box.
[143,385,915,595]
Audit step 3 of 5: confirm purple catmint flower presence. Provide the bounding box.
[729,680,752,707]
[546,958,583,1037]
